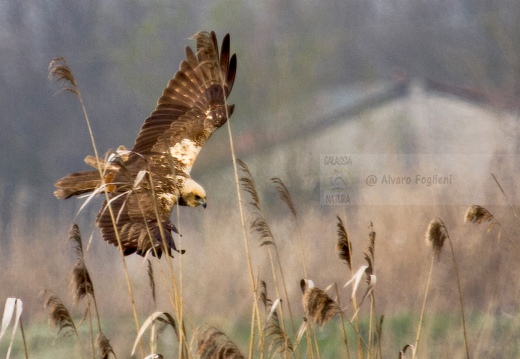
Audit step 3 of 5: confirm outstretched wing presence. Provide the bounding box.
[131,31,237,175]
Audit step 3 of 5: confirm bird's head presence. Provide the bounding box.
[179,178,207,208]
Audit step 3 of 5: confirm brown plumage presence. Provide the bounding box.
[54,31,237,257]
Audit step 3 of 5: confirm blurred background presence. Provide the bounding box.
[2,0,520,357]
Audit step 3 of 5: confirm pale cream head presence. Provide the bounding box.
[180,178,207,208]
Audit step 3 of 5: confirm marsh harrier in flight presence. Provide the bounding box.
[55,31,237,257]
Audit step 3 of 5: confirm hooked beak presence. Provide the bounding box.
[200,200,207,209]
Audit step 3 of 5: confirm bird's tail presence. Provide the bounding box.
[54,170,102,199]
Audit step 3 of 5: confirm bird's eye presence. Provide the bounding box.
[194,195,200,200]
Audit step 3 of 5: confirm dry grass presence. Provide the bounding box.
[193,326,244,359]
[336,215,352,270]
[2,200,520,358]
[39,289,78,339]
[300,280,340,327]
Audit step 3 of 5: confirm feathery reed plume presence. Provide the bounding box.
[238,160,299,347]
[336,215,352,270]
[69,224,94,303]
[237,159,261,211]
[239,160,272,244]
[464,205,494,224]
[70,261,94,304]
[300,279,340,326]
[364,222,375,271]
[69,224,84,257]
[147,259,157,305]
[413,218,447,359]
[260,281,293,356]
[232,153,265,357]
[237,159,273,248]
[464,204,520,254]
[40,289,78,338]
[362,223,379,355]
[425,218,447,257]
[259,280,272,309]
[271,177,297,217]
[337,213,360,358]
[68,222,105,358]
[48,57,79,95]
[265,303,294,356]
[96,333,116,359]
[271,176,309,282]
[251,217,275,247]
[362,223,376,291]
[195,326,245,359]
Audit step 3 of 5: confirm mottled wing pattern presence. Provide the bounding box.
[96,155,181,257]
[131,31,236,175]
[96,192,179,257]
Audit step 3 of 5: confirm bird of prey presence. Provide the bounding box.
[54,31,237,257]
